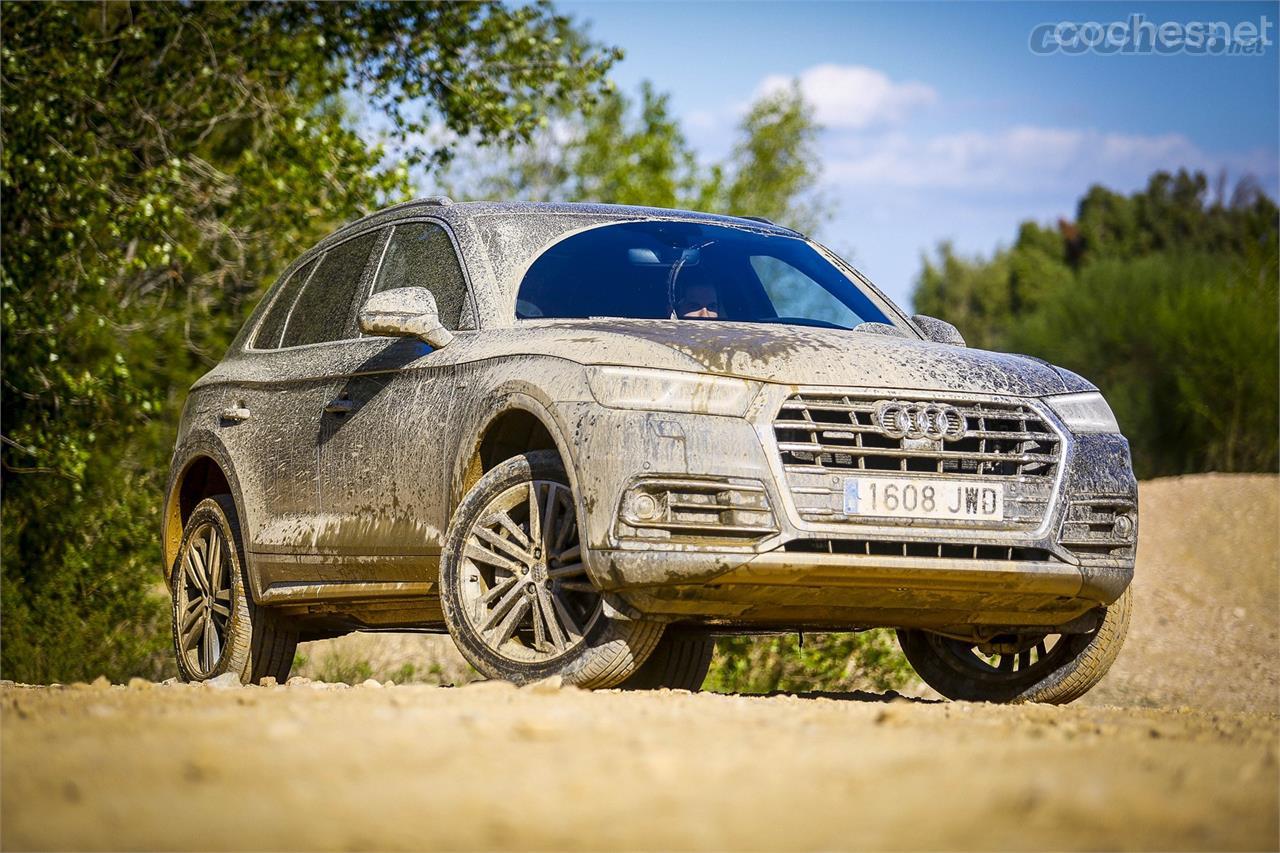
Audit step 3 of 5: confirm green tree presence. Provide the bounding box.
[1,1,620,683]
[456,82,700,208]
[573,82,700,207]
[1006,251,1279,476]
[914,242,1016,352]
[913,170,1279,478]
[446,81,827,232]
[711,83,829,233]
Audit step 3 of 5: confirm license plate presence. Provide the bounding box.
[843,476,1005,521]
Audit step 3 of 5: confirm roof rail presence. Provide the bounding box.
[741,214,802,235]
[421,196,454,206]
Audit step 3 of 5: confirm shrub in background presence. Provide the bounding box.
[916,170,1278,478]
[706,631,917,695]
[0,1,619,683]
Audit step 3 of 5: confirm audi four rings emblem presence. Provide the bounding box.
[873,400,967,441]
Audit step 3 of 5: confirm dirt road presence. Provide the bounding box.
[3,474,1278,851]
[2,680,1276,851]
[1080,474,1279,712]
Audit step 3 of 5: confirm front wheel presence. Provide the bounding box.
[439,451,664,688]
[618,630,716,691]
[897,587,1131,704]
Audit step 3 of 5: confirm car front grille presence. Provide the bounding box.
[773,393,1064,530]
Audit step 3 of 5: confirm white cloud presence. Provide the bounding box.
[744,65,1275,198]
[684,110,718,132]
[821,125,1275,194]
[734,66,1278,306]
[756,64,937,130]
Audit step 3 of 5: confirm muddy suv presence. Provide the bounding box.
[163,200,1136,702]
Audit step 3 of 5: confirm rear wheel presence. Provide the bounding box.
[170,495,297,684]
[439,451,664,688]
[897,587,1131,704]
[618,630,715,691]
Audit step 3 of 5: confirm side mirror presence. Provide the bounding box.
[358,287,453,349]
[911,314,966,347]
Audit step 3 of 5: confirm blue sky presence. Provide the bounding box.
[544,1,1280,308]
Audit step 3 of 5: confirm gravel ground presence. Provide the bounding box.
[2,680,1276,851]
[1081,474,1279,712]
[2,474,1277,851]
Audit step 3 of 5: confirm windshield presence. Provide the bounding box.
[514,221,893,330]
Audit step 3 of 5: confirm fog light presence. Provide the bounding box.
[628,492,662,522]
[618,477,778,541]
[1112,514,1135,540]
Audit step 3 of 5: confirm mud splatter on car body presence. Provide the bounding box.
[163,199,1137,643]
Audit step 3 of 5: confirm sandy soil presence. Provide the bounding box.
[2,474,1277,851]
[1081,474,1279,712]
[2,681,1276,851]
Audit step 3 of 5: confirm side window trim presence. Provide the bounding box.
[334,226,391,340]
[277,250,326,349]
[280,228,384,348]
[362,215,478,333]
[353,227,396,338]
[248,224,386,351]
[249,255,321,351]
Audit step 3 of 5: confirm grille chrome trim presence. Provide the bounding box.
[772,393,1065,530]
[775,441,1058,466]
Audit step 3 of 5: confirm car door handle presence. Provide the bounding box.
[219,406,251,423]
[324,397,354,414]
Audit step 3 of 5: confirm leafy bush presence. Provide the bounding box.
[1007,251,1278,475]
[314,653,375,686]
[705,630,916,695]
[916,170,1279,478]
[0,1,619,683]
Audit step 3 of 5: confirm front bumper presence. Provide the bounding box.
[564,388,1137,632]
[594,549,1101,633]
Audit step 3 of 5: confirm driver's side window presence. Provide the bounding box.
[370,221,469,329]
[750,255,862,328]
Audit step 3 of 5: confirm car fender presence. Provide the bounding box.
[162,429,255,588]
[450,386,586,523]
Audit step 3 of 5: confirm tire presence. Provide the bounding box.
[618,630,715,691]
[897,586,1131,704]
[439,450,664,688]
[170,495,297,684]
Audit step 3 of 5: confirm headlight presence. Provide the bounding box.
[1046,391,1120,434]
[587,367,759,417]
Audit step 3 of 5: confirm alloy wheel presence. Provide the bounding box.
[458,479,601,663]
[175,522,233,677]
[929,631,1073,681]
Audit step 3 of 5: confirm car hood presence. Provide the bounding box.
[524,319,1072,397]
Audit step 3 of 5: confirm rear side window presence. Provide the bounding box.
[281,230,381,348]
[370,222,469,329]
[253,257,318,350]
